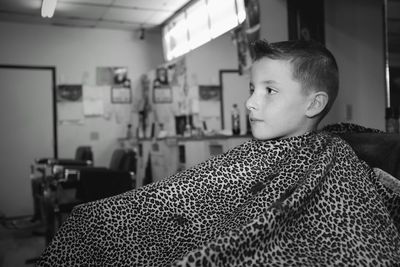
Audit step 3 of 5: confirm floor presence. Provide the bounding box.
[0,216,46,267]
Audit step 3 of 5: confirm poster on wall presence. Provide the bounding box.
[83,85,105,116]
[198,85,221,132]
[244,0,261,50]
[153,67,173,103]
[233,0,260,75]
[96,66,132,104]
[57,84,84,124]
[57,84,82,102]
[111,87,132,103]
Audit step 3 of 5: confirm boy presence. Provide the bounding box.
[246,40,337,140]
[37,41,400,266]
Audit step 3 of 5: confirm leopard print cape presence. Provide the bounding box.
[37,127,400,266]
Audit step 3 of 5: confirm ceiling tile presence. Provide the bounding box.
[51,17,97,28]
[113,0,191,12]
[0,0,42,13]
[59,0,114,5]
[102,7,153,24]
[0,12,50,25]
[164,0,192,12]
[113,0,170,10]
[96,20,142,31]
[146,10,174,25]
[55,2,107,19]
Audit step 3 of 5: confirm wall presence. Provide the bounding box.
[185,0,288,85]
[259,0,288,42]
[0,21,164,166]
[322,0,386,130]
[185,32,237,85]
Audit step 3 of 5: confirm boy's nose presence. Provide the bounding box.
[246,94,257,111]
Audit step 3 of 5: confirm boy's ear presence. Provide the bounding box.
[305,91,329,118]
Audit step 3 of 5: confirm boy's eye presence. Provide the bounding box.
[249,84,254,95]
[266,87,277,95]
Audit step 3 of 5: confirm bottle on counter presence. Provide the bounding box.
[231,104,241,135]
[126,124,133,139]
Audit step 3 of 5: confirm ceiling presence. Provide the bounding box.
[0,0,192,31]
[0,0,399,47]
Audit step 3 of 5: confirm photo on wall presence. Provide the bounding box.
[97,66,132,104]
[153,67,172,103]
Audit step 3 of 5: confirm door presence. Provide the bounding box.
[0,66,56,218]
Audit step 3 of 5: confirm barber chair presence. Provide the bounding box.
[45,148,136,243]
[336,132,400,179]
[25,147,94,264]
[30,146,93,223]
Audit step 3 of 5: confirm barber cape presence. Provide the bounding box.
[37,127,400,266]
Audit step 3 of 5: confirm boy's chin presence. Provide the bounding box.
[251,131,281,141]
[251,130,307,141]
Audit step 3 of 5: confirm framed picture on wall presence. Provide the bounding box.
[57,84,82,102]
[287,0,325,44]
[153,84,173,103]
[111,86,131,104]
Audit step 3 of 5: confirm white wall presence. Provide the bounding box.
[185,32,238,85]
[259,0,288,42]
[0,22,164,166]
[185,0,288,85]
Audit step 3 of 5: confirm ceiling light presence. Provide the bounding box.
[41,0,57,18]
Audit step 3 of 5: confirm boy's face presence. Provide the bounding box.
[246,58,312,140]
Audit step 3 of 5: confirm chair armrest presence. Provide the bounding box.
[35,158,93,167]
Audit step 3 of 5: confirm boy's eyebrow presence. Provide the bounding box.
[261,80,278,85]
[249,80,279,88]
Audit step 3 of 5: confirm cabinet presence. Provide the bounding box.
[135,135,251,188]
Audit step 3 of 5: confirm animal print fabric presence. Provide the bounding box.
[37,129,400,266]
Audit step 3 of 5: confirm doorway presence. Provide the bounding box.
[0,65,57,218]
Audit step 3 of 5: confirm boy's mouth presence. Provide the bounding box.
[249,116,263,122]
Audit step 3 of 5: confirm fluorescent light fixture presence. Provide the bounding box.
[186,0,210,50]
[236,0,246,24]
[208,0,238,39]
[162,0,247,61]
[41,0,57,18]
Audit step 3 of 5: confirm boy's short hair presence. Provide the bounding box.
[251,39,339,119]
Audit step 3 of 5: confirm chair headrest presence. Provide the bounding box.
[337,132,400,179]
